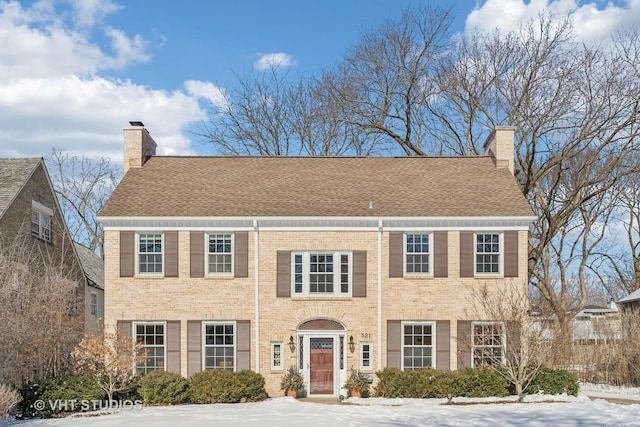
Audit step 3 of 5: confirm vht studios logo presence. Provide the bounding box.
[32,399,143,412]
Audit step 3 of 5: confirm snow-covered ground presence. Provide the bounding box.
[4,384,640,427]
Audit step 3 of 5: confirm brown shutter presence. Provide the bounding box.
[117,320,132,362]
[387,320,401,369]
[166,320,181,373]
[504,231,519,278]
[120,232,135,277]
[276,251,291,297]
[457,320,472,370]
[187,320,202,377]
[389,232,403,278]
[436,320,450,370]
[352,251,367,298]
[190,232,204,278]
[505,321,521,364]
[165,232,179,278]
[234,232,248,278]
[459,232,474,278]
[236,320,251,370]
[433,232,448,278]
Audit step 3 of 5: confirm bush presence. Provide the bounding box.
[526,368,579,396]
[374,367,509,398]
[458,368,509,398]
[19,374,105,418]
[0,383,22,420]
[189,370,267,403]
[138,371,189,405]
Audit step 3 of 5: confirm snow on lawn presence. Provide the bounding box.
[5,391,640,427]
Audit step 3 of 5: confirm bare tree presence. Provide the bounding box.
[0,222,83,385]
[72,327,146,403]
[47,149,120,259]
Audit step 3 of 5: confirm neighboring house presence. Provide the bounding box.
[75,242,105,333]
[617,289,640,311]
[98,123,535,397]
[570,302,621,344]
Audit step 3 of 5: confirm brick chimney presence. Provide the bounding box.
[123,121,157,174]
[483,126,515,175]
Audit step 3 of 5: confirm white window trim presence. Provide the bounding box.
[133,321,167,373]
[31,200,52,242]
[474,232,503,277]
[271,342,283,370]
[400,321,436,371]
[202,321,237,371]
[136,232,164,276]
[360,342,372,371]
[403,232,433,277]
[291,251,352,297]
[205,232,234,276]
[471,321,506,368]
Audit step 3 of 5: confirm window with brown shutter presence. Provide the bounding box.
[459,232,474,278]
[234,232,249,278]
[457,320,472,370]
[388,232,403,278]
[166,320,181,373]
[387,320,401,369]
[352,251,367,297]
[190,232,204,278]
[436,320,450,370]
[433,232,448,278]
[187,320,202,377]
[236,320,251,370]
[504,231,519,278]
[120,232,135,277]
[276,251,291,297]
[165,232,179,278]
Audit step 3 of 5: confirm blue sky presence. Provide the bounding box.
[0,0,638,167]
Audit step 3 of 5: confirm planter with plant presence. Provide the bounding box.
[343,368,370,398]
[280,366,304,398]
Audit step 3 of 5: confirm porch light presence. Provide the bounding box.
[349,335,355,353]
[288,336,296,353]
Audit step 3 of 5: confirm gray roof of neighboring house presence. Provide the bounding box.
[0,158,42,218]
[73,242,104,290]
[100,156,535,218]
[618,288,640,304]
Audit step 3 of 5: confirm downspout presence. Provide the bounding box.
[254,219,260,372]
[378,219,383,370]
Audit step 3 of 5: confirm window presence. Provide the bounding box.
[138,233,163,274]
[402,322,435,370]
[405,233,431,274]
[31,201,52,242]
[90,292,98,317]
[203,322,235,371]
[292,251,351,296]
[135,322,165,373]
[476,233,501,274]
[472,322,505,367]
[207,233,232,275]
[360,342,372,370]
[271,342,283,370]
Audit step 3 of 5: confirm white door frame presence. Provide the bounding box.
[298,331,346,397]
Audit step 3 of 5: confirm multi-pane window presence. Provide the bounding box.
[292,251,351,296]
[138,233,163,274]
[405,233,430,274]
[402,322,435,370]
[207,234,232,274]
[135,322,165,373]
[472,322,505,367]
[360,342,372,370]
[271,342,283,370]
[90,292,98,317]
[31,205,52,242]
[204,322,235,371]
[476,233,500,274]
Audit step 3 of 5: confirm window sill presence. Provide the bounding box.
[403,274,434,279]
[474,274,504,279]
[291,296,353,301]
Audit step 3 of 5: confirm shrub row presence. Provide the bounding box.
[374,367,579,398]
[19,369,268,418]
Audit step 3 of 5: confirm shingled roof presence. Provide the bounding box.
[0,158,42,218]
[100,156,533,218]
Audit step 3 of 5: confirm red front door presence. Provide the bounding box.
[309,338,334,394]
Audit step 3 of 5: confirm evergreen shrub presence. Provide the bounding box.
[189,369,267,403]
[526,369,579,396]
[19,374,104,418]
[138,371,189,405]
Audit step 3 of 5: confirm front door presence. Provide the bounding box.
[309,337,334,394]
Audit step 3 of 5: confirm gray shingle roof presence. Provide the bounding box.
[0,158,42,218]
[100,156,534,218]
[74,242,104,290]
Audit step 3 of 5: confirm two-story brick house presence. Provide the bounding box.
[99,123,535,397]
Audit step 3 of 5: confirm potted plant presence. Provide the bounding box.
[280,366,305,398]
[343,368,370,398]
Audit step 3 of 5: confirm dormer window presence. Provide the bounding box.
[31,200,52,242]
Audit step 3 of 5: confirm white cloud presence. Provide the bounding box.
[254,52,297,70]
[465,0,640,45]
[0,1,218,168]
[184,80,227,110]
